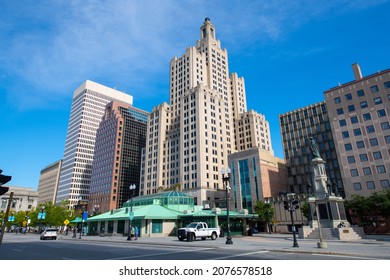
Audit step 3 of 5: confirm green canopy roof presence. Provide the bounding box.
[87,204,182,222]
[70,217,83,223]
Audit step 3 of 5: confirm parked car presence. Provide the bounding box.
[40,228,58,240]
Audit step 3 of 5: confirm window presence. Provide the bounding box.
[347,156,356,163]
[386,135,390,144]
[351,116,359,124]
[353,182,362,190]
[370,138,379,146]
[381,180,389,188]
[363,113,371,121]
[374,97,382,104]
[345,93,352,100]
[359,154,368,162]
[344,143,352,151]
[357,89,365,97]
[367,181,375,189]
[366,125,375,133]
[373,151,382,159]
[351,169,359,177]
[357,141,365,148]
[383,81,390,89]
[370,85,379,93]
[348,105,355,112]
[337,108,344,115]
[363,167,372,175]
[377,165,386,174]
[339,119,346,127]
[378,109,386,117]
[360,101,368,108]
[342,131,350,139]
[353,128,362,136]
[381,122,389,130]
[334,97,341,104]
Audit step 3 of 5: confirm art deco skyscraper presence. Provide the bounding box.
[140,18,273,206]
[56,80,133,208]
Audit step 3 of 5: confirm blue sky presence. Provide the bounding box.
[1,0,390,189]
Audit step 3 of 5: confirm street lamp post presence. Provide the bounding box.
[283,193,299,248]
[221,167,233,245]
[127,184,136,241]
[78,197,83,239]
[38,206,46,233]
[265,198,271,234]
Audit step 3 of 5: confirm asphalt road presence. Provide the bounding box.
[0,234,376,260]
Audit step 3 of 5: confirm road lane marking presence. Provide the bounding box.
[211,250,269,260]
[106,247,212,260]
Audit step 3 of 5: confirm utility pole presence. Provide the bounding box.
[0,192,14,247]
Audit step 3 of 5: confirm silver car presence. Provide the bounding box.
[40,228,58,240]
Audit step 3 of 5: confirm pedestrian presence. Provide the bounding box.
[134,227,139,240]
[72,227,77,238]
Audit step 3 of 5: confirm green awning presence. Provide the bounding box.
[87,204,182,222]
[70,217,83,223]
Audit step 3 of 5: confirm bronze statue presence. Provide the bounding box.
[309,137,321,158]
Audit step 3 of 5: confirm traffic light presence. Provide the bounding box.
[292,200,300,210]
[0,169,12,196]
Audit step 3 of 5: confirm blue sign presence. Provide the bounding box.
[129,211,134,220]
[8,216,15,222]
[82,211,88,221]
[38,212,46,220]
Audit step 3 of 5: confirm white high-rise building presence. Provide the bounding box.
[140,18,273,206]
[56,80,133,208]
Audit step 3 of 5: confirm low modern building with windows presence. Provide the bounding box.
[85,190,256,237]
[324,64,390,198]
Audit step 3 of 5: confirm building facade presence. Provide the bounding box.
[56,80,133,208]
[0,186,38,214]
[140,18,273,209]
[88,100,148,214]
[228,148,287,213]
[37,160,62,205]
[279,102,344,196]
[324,64,390,198]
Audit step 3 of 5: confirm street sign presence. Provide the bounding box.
[8,216,14,222]
[64,219,69,225]
[129,211,134,220]
[38,212,46,220]
[82,211,88,221]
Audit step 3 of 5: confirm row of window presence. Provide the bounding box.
[333,81,390,104]
[353,179,389,190]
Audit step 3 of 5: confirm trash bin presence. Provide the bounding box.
[247,228,253,236]
[187,232,193,242]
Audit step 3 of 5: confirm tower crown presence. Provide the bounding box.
[200,17,216,40]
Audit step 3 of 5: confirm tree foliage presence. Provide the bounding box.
[254,201,275,222]
[345,190,390,224]
[6,200,74,228]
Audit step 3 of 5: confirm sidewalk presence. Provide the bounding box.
[59,233,390,259]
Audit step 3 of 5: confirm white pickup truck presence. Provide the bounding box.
[177,222,220,241]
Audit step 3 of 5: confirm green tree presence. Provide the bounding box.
[29,201,73,228]
[254,201,275,233]
[300,201,310,221]
[345,190,390,226]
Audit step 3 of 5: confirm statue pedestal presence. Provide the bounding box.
[298,155,364,240]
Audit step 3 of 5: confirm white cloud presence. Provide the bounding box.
[1,0,388,109]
